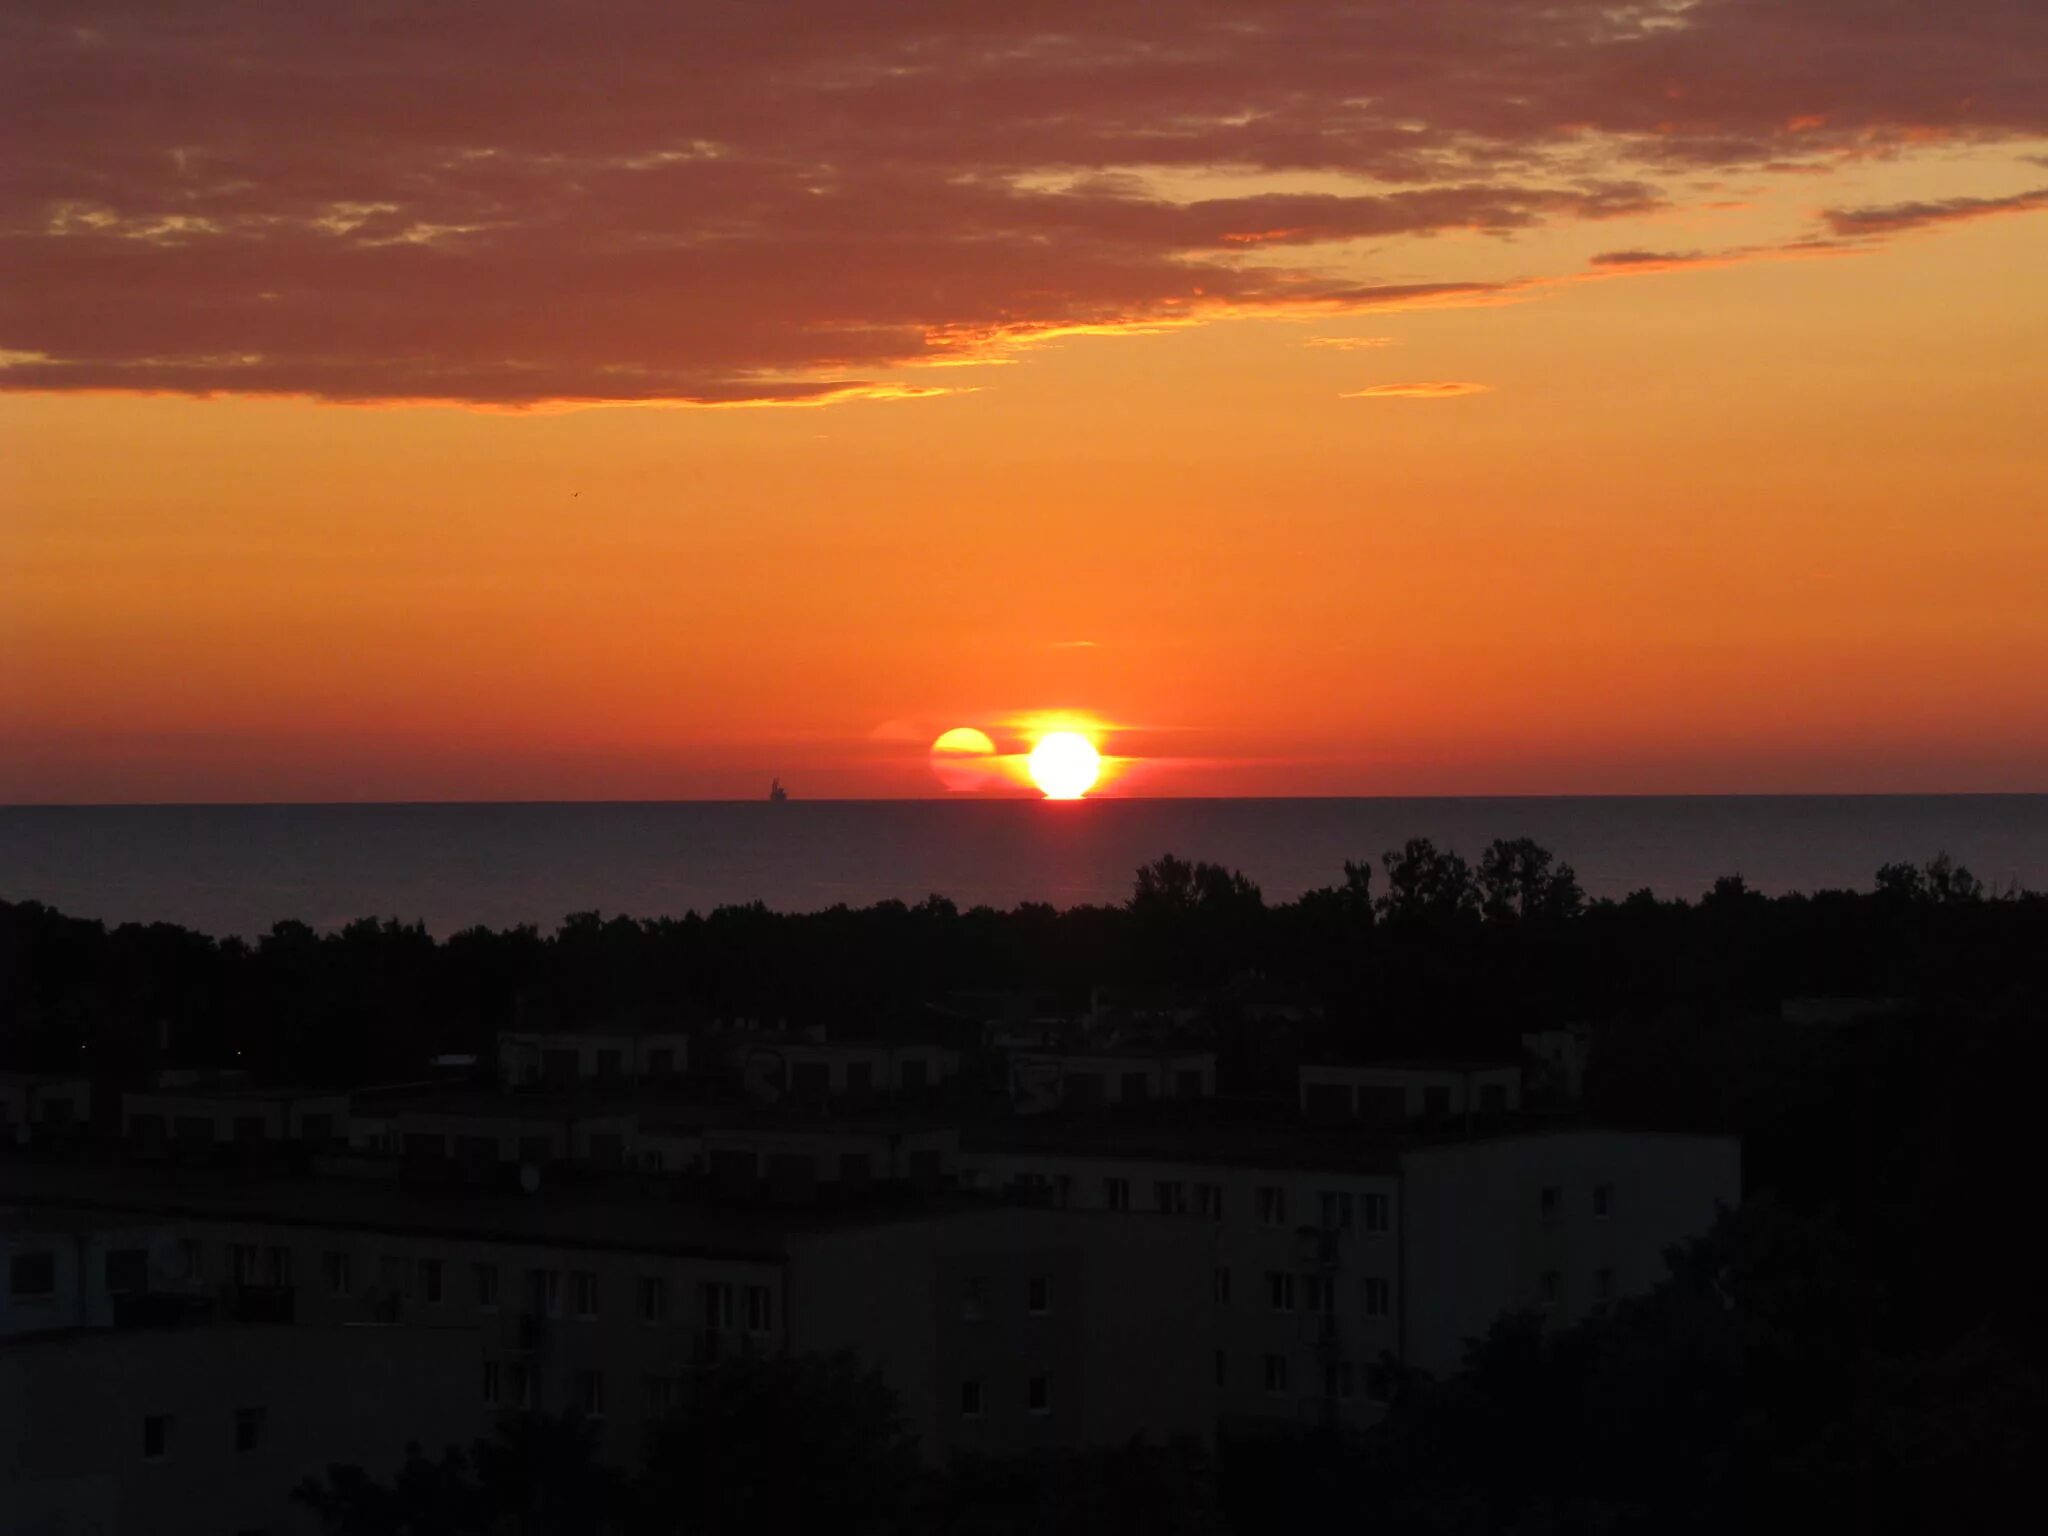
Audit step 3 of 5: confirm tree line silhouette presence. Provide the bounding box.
[1,841,2035,1094]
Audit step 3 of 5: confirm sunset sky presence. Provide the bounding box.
[4,1,2046,801]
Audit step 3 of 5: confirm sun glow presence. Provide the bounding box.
[1027,731,1102,799]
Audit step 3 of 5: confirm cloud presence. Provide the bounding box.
[1305,336,1399,350]
[1821,187,2048,238]
[1341,382,1493,399]
[3,1,2044,406]
[1590,248,1708,267]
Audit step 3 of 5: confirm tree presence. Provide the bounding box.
[1478,838,1584,924]
[1378,838,1479,923]
[296,1413,626,1536]
[636,1352,920,1536]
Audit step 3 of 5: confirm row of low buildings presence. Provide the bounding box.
[2,1038,1735,1536]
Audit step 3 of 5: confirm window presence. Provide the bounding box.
[475,1262,500,1310]
[1593,1183,1614,1219]
[1028,1275,1050,1315]
[642,1375,675,1416]
[1155,1179,1188,1215]
[264,1246,291,1286]
[1540,1186,1561,1221]
[572,1270,599,1319]
[1195,1182,1224,1220]
[1362,1277,1391,1317]
[230,1243,259,1284]
[1266,1271,1296,1313]
[1480,1083,1508,1113]
[1215,1350,1227,1387]
[1361,1193,1390,1233]
[483,1361,502,1408]
[9,1250,56,1299]
[1366,1363,1394,1404]
[1104,1177,1130,1212]
[648,1048,675,1076]
[1423,1085,1451,1119]
[596,1049,625,1078]
[1541,1270,1561,1310]
[142,1414,172,1460]
[1304,1276,1332,1315]
[379,1256,412,1298]
[1330,1361,1356,1401]
[323,1251,352,1297]
[960,1276,988,1322]
[703,1281,734,1332]
[960,1379,983,1418]
[510,1363,534,1409]
[573,1369,605,1418]
[1319,1191,1353,1230]
[1257,1186,1288,1227]
[1027,1375,1049,1415]
[1263,1354,1289,1395]
[234,1406,265,1454]
[530,1268,561,1318]
[420,1258,444,1305]
[1213,1267,1232,1305]
[640,1276,668,1324]
[745,1285,774,1335]
[178,1237,205,1281]
[1596,1267,1615,1303]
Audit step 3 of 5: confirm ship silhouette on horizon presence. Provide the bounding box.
[768,778,789,803]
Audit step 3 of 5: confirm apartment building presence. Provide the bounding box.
[957,1116,1738,1428]
[349,1092,640,1174]
[734,1038,960,1104]
[1,1317,475,1536]
[1299,1060,1524,1126]
[1007,1048,1218,1112]
[0,1156,1213,1467]
[0,1073,93,1148]
[497,1026,691,1090]
[122,1084,350,1157]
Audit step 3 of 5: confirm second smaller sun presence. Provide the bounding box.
[1027,732,1102,799]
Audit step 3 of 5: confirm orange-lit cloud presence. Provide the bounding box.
[6,2,2046,407]
[1821,187,2048,238]
[1341,382,1494,400]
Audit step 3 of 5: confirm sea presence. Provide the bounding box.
[3,796,2045,939]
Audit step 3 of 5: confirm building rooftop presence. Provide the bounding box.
[1009,1046,1216,1062]
[126,1082,349,1102]
[1302,1058,1521,1074]
[0,1158,995,1262]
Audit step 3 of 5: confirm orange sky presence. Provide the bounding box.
[4,3,2046,801]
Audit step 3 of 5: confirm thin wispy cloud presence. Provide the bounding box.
[1821,187,2048,238]
[1305,336,1400,350]
[1341,382,1493,399]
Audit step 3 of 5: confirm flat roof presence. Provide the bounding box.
[0,1159,998,1262]
[1010,1048,1216,1063]
[1301,1059,1521,1074]
[126,1084,349,1103]
[380,1092,640,1121]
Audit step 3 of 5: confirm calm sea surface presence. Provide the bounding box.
[3,797,2044,938]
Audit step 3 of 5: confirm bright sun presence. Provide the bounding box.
[1027,731,1102,799]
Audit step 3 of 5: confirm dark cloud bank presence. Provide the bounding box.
[4,0,2044,405]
